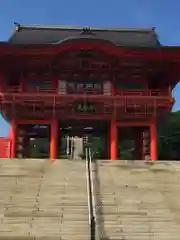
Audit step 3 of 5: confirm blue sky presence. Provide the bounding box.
[0,0,180,137]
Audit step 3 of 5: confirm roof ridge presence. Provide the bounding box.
[14,23,156,33]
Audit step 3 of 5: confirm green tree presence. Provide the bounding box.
[158,111,180,160]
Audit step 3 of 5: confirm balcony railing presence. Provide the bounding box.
[67,88,103,95]
[115,89,168,97]
[1,86,169,97]
[25,86,57,94]
[1,86,57,94]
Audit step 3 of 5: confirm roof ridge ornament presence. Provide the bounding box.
[81,27,96,36]
[14,22,21,32]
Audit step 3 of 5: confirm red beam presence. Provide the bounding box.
[1,41,180,61]
[17,120,51,124]
[116,122,152,127]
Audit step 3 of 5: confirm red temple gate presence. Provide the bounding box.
[0,24,179,160]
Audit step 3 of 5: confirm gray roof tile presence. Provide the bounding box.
[8,24,160,47]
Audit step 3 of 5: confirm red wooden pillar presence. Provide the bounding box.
[111,81,115,96]
[110,120,117,160]
[110,76,117,160]
[50,118,58,161]
[0,72,3,92]
[150,122,157,161]
[9,120,16,158]
[20,72,24,91]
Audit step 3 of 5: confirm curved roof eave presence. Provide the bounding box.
[52,35,116,47]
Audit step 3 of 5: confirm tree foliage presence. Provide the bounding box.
[158,111,180,160]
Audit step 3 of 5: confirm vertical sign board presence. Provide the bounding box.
[103,81,112,95]
[58,80,67,95]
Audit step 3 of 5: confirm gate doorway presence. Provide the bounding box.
[66,136,84,160]
[59,120,108,160]
[16,124,50,158]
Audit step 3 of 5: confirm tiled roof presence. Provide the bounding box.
[8,24,160,47]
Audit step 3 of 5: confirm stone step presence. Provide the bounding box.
[95,160,180,240]
[0,159,90,240]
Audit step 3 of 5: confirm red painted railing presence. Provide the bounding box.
[2,86,57,93]
[67,88,103,95]
[25,86,57,93]
[115,89,168,96]
[1,87,169,97]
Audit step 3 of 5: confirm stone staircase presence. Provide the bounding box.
[1,159,180,240]
[0,159,89,240]
[94,160,180,240]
